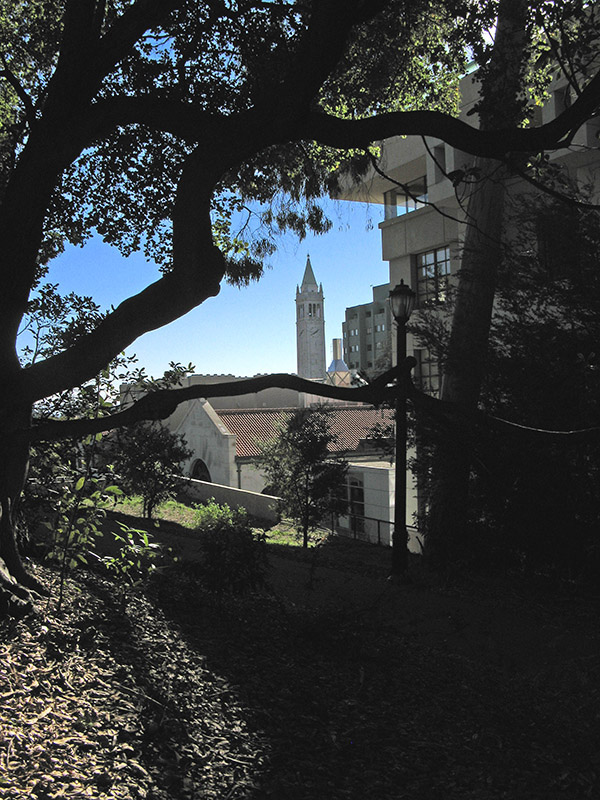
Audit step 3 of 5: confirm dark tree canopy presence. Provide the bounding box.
[2,0,600,603]
[4,0,599,405]
[411,180,600,575]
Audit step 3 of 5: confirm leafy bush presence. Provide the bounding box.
[194,500,268,594]
[109,422,192,518]
[43,471,124,610]
[97,522,162,609]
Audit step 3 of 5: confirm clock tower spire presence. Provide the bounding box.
[296,255,326,380]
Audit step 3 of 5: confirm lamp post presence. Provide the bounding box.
[389,279,416,575]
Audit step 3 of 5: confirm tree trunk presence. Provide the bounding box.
[0,402,48,614]
[424,0,530,567]
[303,520,309,548]
[425,160,505,564]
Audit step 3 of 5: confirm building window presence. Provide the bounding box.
[366,327,372,334]
[414,348,440,396]
[433,144,446,184]
[384,177,428,219]
[348,476,365,535]
[366,311,371,317]
[298,305,304,319]
[367,344,372,351]
[416,246,451,305]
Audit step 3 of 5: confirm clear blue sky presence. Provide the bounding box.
[43,198,388,379]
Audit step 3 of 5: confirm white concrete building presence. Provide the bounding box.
[344,70,600,393]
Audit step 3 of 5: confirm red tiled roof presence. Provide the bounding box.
[215,406,394,459]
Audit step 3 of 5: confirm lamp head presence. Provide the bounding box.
[389,280,416,323]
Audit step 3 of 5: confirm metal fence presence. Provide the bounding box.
[330,513,423,553]
[330,512,393,547]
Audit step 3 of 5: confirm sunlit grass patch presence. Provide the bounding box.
[265,520,331,548]
[113,496,199,528]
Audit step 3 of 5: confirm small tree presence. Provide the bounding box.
[111,422,192,519]
[259,408,348,547]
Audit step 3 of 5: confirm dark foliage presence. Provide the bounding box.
[111,422,192,518]
[192,500,268,595]
[411,185,600,581]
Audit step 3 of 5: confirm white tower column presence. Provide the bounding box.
[296,255,326,380]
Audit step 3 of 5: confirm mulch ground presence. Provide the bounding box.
[1,528,600,799]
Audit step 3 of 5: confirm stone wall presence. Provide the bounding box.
[178,477,280,526]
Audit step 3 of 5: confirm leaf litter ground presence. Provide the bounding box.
[1,526,600,799]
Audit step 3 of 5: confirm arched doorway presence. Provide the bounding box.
[191,459,211,482]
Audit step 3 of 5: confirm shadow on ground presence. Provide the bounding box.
[8,521,600,800]
[146,535,600,800]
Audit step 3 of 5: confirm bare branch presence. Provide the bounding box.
[508,158,600,210]
[302,75,600,159]
[27,367,400,443]
[368,151,467,229]
[18,255,225,405]
[26,363,600,447]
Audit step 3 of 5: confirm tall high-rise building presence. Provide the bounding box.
[296,256,326,380]
[342,283,391,374]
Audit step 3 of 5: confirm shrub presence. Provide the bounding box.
[194,500,268,594]
[109,422,192,518]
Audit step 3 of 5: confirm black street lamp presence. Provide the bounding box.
[389,279,416,575]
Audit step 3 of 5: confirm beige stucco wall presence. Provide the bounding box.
[166,398,237,487]
[237,461,268,493]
